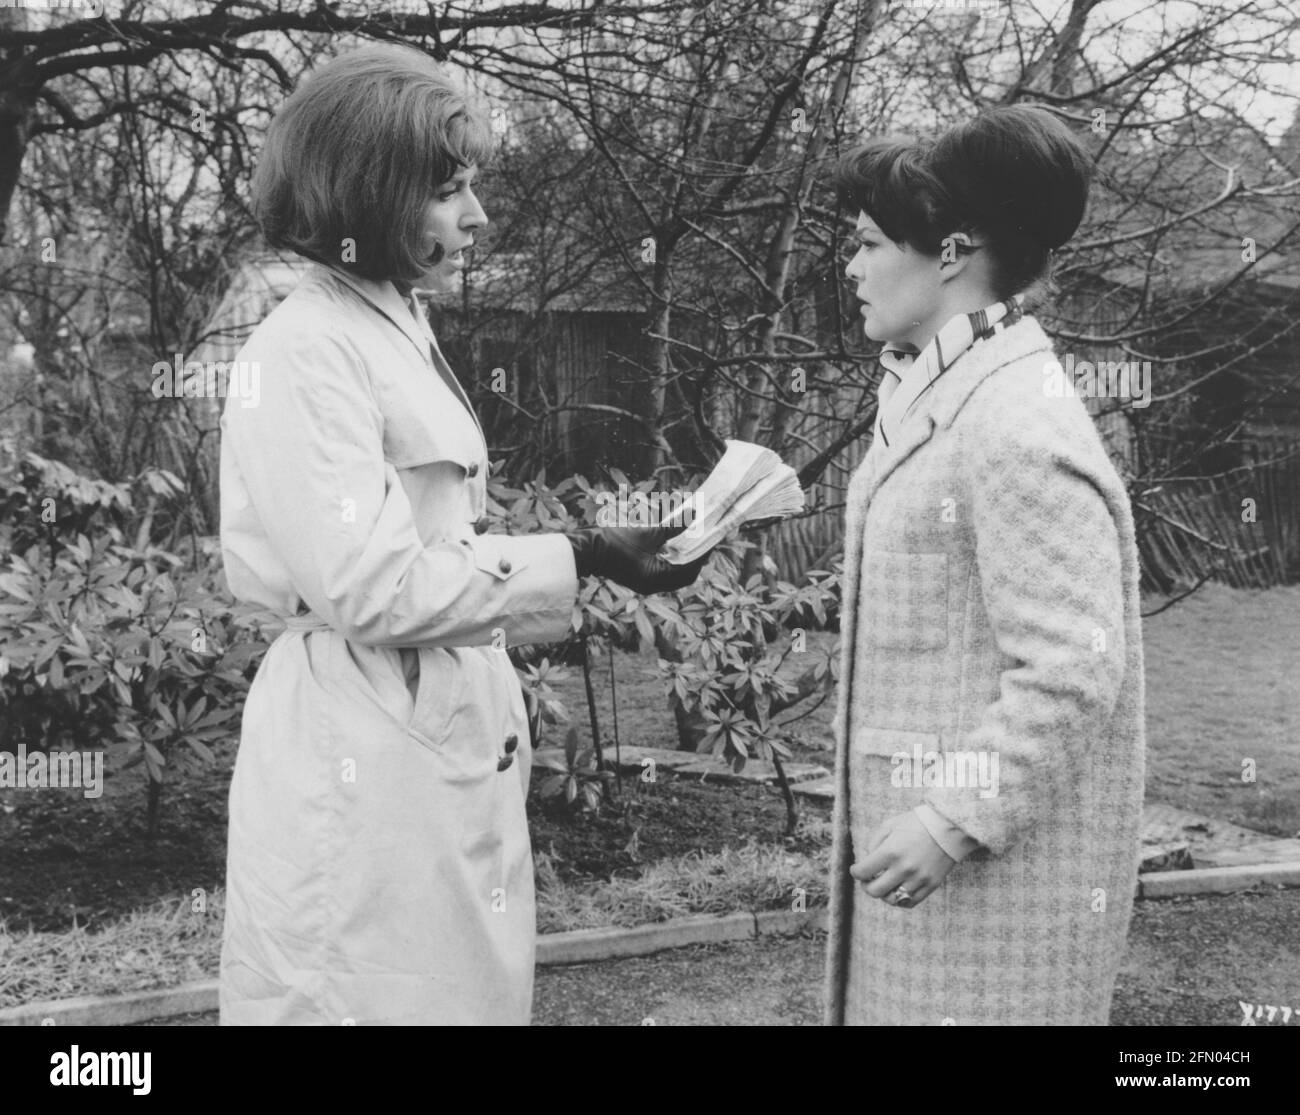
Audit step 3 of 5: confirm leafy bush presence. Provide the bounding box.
[485,464,841,832]
[533,726,616,813]
[649,549,839,765]
[0,444,276,833]
[0,449,840,836]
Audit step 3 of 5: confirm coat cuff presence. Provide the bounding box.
[913,803,983,862]
[458,531,578,647]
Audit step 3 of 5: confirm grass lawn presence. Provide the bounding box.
[1140,583,1300,836]
[546,581,1300,836]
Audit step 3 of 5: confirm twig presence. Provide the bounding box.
[1140,566,1217,618]
[581,634,604,773]
[608,639,622,799]
[769,749,799,838]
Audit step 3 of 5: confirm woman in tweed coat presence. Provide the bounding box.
[823,105,1146,1025]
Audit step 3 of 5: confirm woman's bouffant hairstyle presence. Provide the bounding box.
[832,104,1094,300]
[251,43,494,284]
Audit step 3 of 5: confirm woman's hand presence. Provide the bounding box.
[849,810,958,909]
[568,524,708,594]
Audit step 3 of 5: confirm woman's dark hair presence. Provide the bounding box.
[251,43,494,284]
[832,104,1094,299]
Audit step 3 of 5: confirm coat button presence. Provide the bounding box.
[466,462,479,478]
[497,754,514,772]
[498,558,511,574]
[474,516,490,534]
[504,733,519,754]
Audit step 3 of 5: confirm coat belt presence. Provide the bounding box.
[283,611,330,631]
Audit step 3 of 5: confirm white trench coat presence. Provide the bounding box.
[218,261,577,1024]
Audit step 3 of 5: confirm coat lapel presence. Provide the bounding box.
[317,264,433,364]
[411,301,487,445]
[856,317,1054,508]
[312,264,485,444]
[857,411,937,510]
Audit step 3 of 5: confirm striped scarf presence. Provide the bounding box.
[873,294,1025,448]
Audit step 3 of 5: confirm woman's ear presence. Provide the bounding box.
[938,231,974,264]
[935,231,983,285]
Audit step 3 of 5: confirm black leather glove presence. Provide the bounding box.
[567,524,709,594]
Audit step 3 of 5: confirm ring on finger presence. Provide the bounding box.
[887,884,915,908]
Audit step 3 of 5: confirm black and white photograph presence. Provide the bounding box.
[0,0,1296,1085]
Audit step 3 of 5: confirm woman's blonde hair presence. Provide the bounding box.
[251,43,493,283]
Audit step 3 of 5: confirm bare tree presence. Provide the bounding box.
[3,0,1298,583]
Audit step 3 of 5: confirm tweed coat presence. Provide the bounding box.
[823,314,1146,1026]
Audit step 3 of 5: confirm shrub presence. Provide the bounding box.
[0,450,840,837]
[484,465,841,833]
[0,444,276,834]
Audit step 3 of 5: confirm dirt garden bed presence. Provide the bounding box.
[0,732,833,936]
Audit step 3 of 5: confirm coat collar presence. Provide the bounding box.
[874,294,1025,449]
[306,262,485,443]
[856,315,1055,507]
[308,262,432,366]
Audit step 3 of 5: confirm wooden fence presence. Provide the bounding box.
[766,502,849,578]
[764,426,1300,592]
[761,396,1137,584]
[1134,433,1300,590]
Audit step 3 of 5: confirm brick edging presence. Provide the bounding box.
[1137,860,1300,898]
[0,909,829,1027]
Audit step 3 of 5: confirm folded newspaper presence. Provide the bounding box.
[662,440,805,565]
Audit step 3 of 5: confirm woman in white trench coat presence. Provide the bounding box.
[218,45,705,1025]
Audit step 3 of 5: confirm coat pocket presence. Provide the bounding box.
[847,727,942,851]
[858,549,949,650]
[405,646,466,751]
[851,725,941,758]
